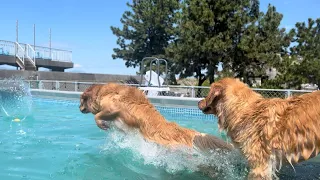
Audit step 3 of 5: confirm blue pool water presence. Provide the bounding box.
[0,94,250,180]
[1,93,320,179]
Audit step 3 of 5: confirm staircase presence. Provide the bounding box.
[25,44,36,71]
[24,59,36,71]
[14,42,36,71]
[15,42,25,70]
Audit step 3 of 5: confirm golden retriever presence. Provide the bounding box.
[79,83,233,153]
[198,77,320,179]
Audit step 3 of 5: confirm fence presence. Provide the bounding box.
[26,80,315,99]
[0,40,72,62]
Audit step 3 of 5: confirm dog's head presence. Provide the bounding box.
[79,85,101,114]
[198,78,259,129]
[198,78,244,127]
[198,80,225,115]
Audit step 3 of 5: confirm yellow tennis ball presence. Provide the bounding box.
[12,118,21,122]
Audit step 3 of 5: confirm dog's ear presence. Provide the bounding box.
[212,84,223,96]
[81,89,93,100]
[82,85,99,99]
[81,91,88,98]
[206,84,223,105]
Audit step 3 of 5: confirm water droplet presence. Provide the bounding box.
[0,77,33,120]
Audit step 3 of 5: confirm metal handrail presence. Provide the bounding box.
[0,39,72,63]
[0,40,15,56]
[26,44,36,66]
[15,42,25,65]
[139,57,168,87]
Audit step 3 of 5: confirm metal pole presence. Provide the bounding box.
[149,59,157,86]
[16,20,18,42]
[157,59,160,87]
[33,24,36,49]
[139,61,144,86]
[16,20,19,69]
[140,57,154,86]
[158,59,168,86]
[49,28,51,59]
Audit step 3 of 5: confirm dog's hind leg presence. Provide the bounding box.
[193,133,234,152]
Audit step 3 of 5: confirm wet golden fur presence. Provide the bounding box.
[198,77,320,180]
[79,83,233,152]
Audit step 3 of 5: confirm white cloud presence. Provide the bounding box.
[74,63,82,68]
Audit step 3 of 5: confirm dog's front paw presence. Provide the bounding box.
[95,120,109,130]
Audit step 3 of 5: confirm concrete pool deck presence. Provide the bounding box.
[30,89,203,108]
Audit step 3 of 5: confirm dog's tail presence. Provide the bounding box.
[193,133,234,152]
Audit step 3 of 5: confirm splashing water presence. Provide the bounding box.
[0,77,33,121]
[100,128,249,180]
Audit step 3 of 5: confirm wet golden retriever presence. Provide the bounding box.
[79,83,233,153]
[198,77,320,179]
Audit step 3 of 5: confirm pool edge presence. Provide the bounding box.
[31,89,203,108]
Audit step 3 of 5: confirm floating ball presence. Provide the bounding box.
[12,118,21,122]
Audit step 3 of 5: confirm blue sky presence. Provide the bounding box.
[0,0,319,75]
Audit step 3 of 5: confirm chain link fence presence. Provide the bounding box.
[26,80,314,99]
[253,89,288,99]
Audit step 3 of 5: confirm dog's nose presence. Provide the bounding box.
[198,100,204,109]
[198,99,208,109]
[80,107,86,113]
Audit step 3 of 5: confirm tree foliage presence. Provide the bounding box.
[224,4,291,86]
[111,0,320,89]
[263,18,320,89]
[166,0,258,86]
[110,0,179,68]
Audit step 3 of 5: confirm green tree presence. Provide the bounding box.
[166,0,260,87]
[265,18,320,89]
[110,0,180,84]
[226,4,290,86]
[291,18,320,88]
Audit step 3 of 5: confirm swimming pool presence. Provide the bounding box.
[1,93,320,180]
[0,95,245,180]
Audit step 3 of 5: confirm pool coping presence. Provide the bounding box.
[30,89,204,108]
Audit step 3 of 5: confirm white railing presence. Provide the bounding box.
[0,40,72,63]
[24,80,315,99]
[0,40,16,56]
[50,49,72,62]
[26,44,36,66]
[33,46,72,62]
[15,42,25,65]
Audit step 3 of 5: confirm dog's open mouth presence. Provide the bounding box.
[202,106,211,113]
[80,109,90,114]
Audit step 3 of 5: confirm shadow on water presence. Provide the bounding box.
[278,160,320,180]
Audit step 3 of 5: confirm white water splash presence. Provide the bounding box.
[0,77,33,121]
[100,128,249,179]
